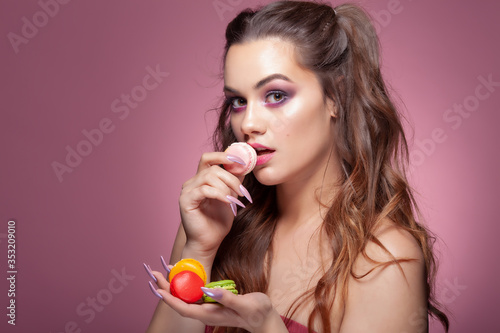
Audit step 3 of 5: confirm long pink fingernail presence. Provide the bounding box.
[239,184,253,203]
[227,154,246,165]
[226,195,245,208]
[160,255,171,274]
[201,287,223,300]
[230,202,237,216]
[143,263,157,282]
[148,281,163,299]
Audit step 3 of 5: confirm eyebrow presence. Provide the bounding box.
[223,73,293,94]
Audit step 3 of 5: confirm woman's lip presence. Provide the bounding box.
[248,142,272,150]
[248,143,275,165]
[256,151,275,165]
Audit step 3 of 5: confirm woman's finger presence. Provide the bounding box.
[185,169,238,198]
[160,256,173,278]
[203,290,274,330]
[197,152,243,173]
[201,288,252,314]
[143,263,169,287]
[148,281,164,299]
[155,289,208,317]
[144,263,170,290]
[182,165,246,199]
[182,185,234,211]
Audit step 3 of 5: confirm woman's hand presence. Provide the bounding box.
[179,152,251,257]
[148,269,287,333]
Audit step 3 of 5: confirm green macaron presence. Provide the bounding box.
[202,280,238,303]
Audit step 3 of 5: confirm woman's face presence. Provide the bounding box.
[225,38,337,186]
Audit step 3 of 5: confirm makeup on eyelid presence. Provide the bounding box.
[264,91,287,106]
[226,85,295,112]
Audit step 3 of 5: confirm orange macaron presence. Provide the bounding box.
[169,258,207,285]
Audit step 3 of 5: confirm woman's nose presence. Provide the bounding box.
[239,101,266,136]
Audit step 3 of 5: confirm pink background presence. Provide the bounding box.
[1,0,498,332]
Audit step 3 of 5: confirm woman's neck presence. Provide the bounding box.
[275,160,341,230]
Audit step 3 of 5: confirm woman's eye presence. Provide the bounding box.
[231,98,246,109]
[265,91,287,104]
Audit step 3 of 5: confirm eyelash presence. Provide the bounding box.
[226,90,289,112]
[265,91,288,105]
[227,97,246,112]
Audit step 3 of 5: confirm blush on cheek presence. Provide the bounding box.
[271,117,286,132]
[270,112,290,133]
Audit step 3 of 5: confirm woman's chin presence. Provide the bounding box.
[252,170,283,187]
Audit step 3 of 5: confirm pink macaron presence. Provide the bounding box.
[224,142,257,176]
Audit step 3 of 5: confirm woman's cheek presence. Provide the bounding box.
[269,102,299,133]
[270,113,287,133]
[229,117,243,141]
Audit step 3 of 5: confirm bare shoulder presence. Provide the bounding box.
[367,218,424,264]
[339,219,428,333]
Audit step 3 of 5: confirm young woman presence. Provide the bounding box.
[144,1,449,332]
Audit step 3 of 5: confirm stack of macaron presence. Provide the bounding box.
[169,258,238,304]
[169,259,207,303]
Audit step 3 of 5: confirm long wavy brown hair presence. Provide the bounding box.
[210,1,449,332]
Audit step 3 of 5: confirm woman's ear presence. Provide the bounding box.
[327,97,337,118]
